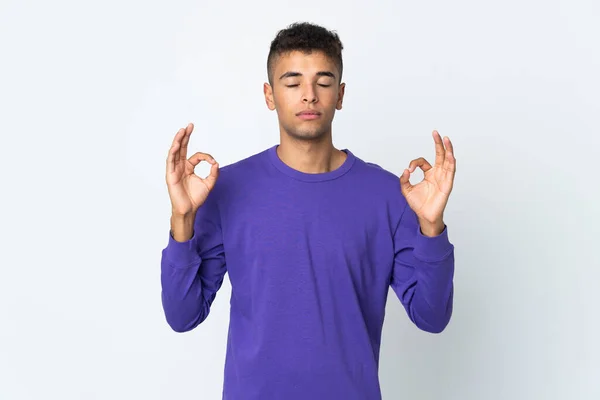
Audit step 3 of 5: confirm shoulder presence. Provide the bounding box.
[219,147,270,177]
[344,151,411,229]
[348,150,409,213]
[350,151,403,194]
[362,159,400,183]
[208,147,271,199]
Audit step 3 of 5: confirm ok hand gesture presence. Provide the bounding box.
[166,123,219,216]
[400,130,456,236]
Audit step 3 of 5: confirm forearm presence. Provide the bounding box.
[161,209,227,332]
[392,213,455,333]
[161,253,208,333]
[407,249,454,333]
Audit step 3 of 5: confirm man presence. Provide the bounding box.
[161,22,456,400]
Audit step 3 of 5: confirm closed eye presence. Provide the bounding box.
[285,84,331,88]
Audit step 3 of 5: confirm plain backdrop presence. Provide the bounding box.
[1,0,599,399]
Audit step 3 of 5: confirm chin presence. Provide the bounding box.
[288,131,327,142]
[283,125,330,142]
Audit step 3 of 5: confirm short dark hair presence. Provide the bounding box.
[267,22,344,85]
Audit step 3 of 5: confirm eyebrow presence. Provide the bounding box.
[279,71,336,80]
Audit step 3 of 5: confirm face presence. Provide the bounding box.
[264,50,345,142]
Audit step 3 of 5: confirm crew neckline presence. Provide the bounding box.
[267,144,356,182]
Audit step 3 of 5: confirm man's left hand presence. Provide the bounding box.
[400,130,457,237]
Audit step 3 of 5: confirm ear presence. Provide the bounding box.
[264,82,276,111]
[336,82,346,110]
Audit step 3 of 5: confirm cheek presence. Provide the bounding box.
[320,90,339,105]
[274,92,295,109]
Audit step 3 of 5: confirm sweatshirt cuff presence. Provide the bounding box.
[413,224,454,263]
[164,230,201,268]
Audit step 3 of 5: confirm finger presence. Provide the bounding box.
[179,123,194,163]
[186,122,194,135]
[433,130,446,168]
[442,136,457,177]
[167,141,181,174]
[167,128,186,173]
[173,127,186,164]
[187,152,216,168]
[204,161,220,190]
[399,168,413,196]
[444,136,455,159]
[408,157,433,173]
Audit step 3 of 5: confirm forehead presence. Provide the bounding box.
[273,50,338,75]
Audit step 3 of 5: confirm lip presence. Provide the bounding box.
[296,110,321,120]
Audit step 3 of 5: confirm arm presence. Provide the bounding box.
[393,129,457,333]
[390,202,454,333]
[161,122,224,332]
[160,192,227,333]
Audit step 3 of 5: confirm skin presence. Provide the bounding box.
[400,131,456,236]
[166,50,456,241]
[263,50,347,175]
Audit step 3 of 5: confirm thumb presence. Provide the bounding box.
[399,169,413,197]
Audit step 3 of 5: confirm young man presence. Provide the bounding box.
[162,22,456,400]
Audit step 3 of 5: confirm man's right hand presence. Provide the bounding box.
[166,122,219,220]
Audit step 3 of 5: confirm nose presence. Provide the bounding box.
[302,86,318,103]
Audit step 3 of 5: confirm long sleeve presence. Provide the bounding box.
[389,201,455,333]
[160,192,227,333]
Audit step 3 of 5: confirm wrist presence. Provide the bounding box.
[418,218,445,237]
[170,211,196,242]
[171,210,196,221]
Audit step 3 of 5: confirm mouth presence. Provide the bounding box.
[296,111,321,120]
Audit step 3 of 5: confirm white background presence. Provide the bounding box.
[1,0,599,399]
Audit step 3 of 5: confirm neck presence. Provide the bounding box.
[277,134,347,174]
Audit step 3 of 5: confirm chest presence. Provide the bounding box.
[220,185,394,274]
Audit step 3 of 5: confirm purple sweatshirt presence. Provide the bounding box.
[161,145,454,399]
